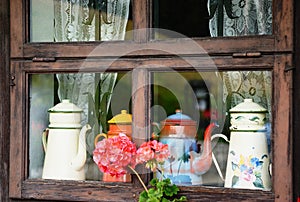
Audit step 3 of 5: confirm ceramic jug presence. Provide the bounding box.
[94,110,132,182]
[42,99,91,180]
[213,99,271,190]
[153,109,217,185]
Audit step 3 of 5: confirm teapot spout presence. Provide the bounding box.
[71,124,91,171]
[190,123,217,175]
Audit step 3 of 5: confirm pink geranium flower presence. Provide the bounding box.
[93,134,169,176]
[135,140,169,171]
[93,133,137,177]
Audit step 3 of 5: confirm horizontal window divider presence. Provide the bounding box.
[21,179,142,201]
[20,55,275,73]
[20,179,275,202]
[19,37,279,59]
[178,186,275,201]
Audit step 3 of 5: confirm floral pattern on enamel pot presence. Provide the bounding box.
[223,99,271,190]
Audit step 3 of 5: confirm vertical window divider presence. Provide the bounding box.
[131,68,151,186]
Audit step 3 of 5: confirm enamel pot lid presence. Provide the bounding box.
[48,99,83,113]
[162,109,196,126]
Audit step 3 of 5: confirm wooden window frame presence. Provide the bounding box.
[9,0,293,201]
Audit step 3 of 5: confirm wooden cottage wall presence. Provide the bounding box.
[0,0,10,201]
[0,0,298,201]
[294,0,300,201]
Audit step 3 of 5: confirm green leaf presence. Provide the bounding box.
[164,184,179,197]
[139,190,149,202]
[231,162,239,171]
[253,177,264,189]
[249,116,260,122]
[99,92,111,133]
[172,196,188,202]
[232,175,239,187]
[150,178,159,186]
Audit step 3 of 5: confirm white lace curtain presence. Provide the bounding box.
[208,0,273,122]
[54,0,130,41]
[53,0,130,164]
[54,0,130,124]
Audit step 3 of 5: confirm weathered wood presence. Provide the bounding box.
[273,55,293,202]
[131,68,151,186]
[7,0,295,201]
[19,37,277,59]
[9,62,26,199]
[10,0,24,58]
[132,0,150,42]
[274,0,294,51]
[0,0,10,201]
[293,1,300,201]
[20,179,276,202]
[20,55,274,73]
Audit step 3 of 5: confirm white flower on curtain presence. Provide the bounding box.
[208,0,273,122]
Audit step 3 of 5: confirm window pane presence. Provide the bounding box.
[28,72,132,181]
[151,71,272,190]
[153,0,272,39]
[30,0,132,42]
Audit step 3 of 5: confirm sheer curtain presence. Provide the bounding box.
[53,0,130,180]
[53,0,130,127]
[208,0,272,122]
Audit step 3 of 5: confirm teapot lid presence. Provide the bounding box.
[229,99,267,113]
[163,109,196,126]
[108,110,132,124]
[48,99,83,113]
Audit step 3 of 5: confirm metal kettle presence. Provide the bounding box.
[42,99,91,180]
[213,99,271,190]
[153,109,217,185]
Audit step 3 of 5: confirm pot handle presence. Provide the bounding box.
[211,134,229,181]
[42,128,49,152]
[94,133,107,147]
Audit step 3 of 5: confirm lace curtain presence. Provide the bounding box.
[54,0,130,41]
[208,0,273,123]
[53,0,130,180]
[54,0,130,127]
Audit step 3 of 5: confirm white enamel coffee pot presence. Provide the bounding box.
[213,99,271,190]
[42,99,91,180]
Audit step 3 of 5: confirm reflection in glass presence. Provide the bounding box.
[30,0,132,42]
[152,71,272,188]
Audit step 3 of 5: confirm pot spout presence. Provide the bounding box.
[71,124,91,171]
[190,123,217,175]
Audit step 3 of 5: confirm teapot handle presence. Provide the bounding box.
[94,133,107,147]
[42,129,49,152]
[211,134,229,181]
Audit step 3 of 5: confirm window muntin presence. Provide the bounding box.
[10,0,294,200]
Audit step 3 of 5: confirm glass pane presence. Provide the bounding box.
[30,0,133,42]
[153,0,272,39]
[151,71,272,190]
[28,72,132,181]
